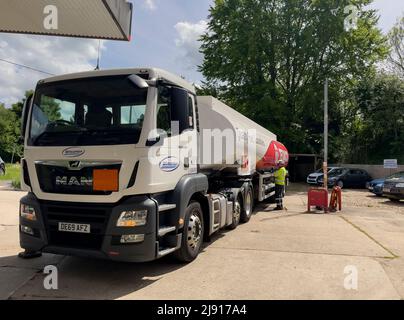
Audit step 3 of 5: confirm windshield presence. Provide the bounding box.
[29,75,148,146]
[329,168,348,176]
[315,168,334,174]
[387,171,404,179]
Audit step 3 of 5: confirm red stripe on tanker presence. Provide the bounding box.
[256,141,289,170]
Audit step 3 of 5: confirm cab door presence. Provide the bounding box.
[154,87,197,181]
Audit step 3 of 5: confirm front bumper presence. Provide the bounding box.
[383,187,404,200]
[19,193,160,262]
[369,184,383,195]
[317,182,331,187]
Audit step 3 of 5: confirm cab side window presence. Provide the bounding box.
[157,86,196,136]
[188,96,194,129]
[157,104,171,135]
[157,86,172,136]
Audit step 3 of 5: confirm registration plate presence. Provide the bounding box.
[58,222,91,234]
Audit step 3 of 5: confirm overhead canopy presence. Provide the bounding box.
[0,0,133,41]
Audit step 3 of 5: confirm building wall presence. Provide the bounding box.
[330,164,404,179]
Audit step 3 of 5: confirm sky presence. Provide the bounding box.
[0,0,403,106]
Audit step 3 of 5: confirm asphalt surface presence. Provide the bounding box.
[0,185,403,300]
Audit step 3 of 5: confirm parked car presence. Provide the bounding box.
[367,171,404,197]
[318,168,372,189]
[306,167,340,185]
[0,156,5,176]
[383,172,404,202]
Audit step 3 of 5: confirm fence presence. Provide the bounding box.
[330,164,404,179]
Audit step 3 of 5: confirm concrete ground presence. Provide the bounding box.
[0,184,403,300]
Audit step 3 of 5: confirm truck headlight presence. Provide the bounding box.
[117,210,148,227]
[20,225,34,236]
[120,234,145,244]
[20,204,37,221]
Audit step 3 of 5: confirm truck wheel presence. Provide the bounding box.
[227,198,241,230]
[175,202,204,263]
[240,188,253,223]
[0,167,4,176]
[337,180,344,189]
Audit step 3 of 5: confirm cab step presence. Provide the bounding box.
[158,226,176,237]
[158,247,177,258]
[158,204,176,212]
[157,234,182,258]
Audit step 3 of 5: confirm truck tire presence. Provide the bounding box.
[337,180,344,189]
[0,166,4,176]
[227,198,241,230]
[174,201,204,263]
[240,187,253,223]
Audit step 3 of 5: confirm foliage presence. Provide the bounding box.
[200,0,390,163]
[387,14,404,78]
[346,73,404,163]
[11,178,21,190]
[0,91,32,162]
[0,163,21,182]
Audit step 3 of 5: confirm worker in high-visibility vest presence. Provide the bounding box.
[274,160,287,210]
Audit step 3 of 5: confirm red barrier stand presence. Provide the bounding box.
[307,188,329,213]
[329,186,342,212]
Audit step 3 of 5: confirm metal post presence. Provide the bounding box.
[323,79,328,189]
[11,144,15,164]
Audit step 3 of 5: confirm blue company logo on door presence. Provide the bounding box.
[159,156,180,172]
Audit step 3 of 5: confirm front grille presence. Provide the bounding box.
[35,163,121,195]
[41,201,111,250]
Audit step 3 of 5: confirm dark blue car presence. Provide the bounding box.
[367,171,404,196]
[0,156,5,176]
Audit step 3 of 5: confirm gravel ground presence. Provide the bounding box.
[287,183,404,215]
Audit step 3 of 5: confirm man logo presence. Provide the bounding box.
[69,161,81,169]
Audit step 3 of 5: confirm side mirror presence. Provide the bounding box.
[128,74,149,89]
[21,94,33,140]
[170,87,190,134]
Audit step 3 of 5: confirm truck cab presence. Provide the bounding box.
[19,68,286,263]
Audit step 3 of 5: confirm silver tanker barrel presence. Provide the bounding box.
[197,96,289,174]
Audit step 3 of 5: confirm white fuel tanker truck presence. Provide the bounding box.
[19,68,289,262]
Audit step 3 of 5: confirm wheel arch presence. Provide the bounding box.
[172,173,209,221]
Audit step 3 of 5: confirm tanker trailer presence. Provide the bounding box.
[197,96,289,173]
[18,68,288,263]
[197,96,289,202]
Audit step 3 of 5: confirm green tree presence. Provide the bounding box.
[0,104,20,162]
[0,91,34,162]
[388,14,404,78]
[348,74,404,164]
[200,0,388,160]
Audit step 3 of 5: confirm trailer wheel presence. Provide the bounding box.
[240,187,253,223]
[175,202,204,263]
[227,198,241,230]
